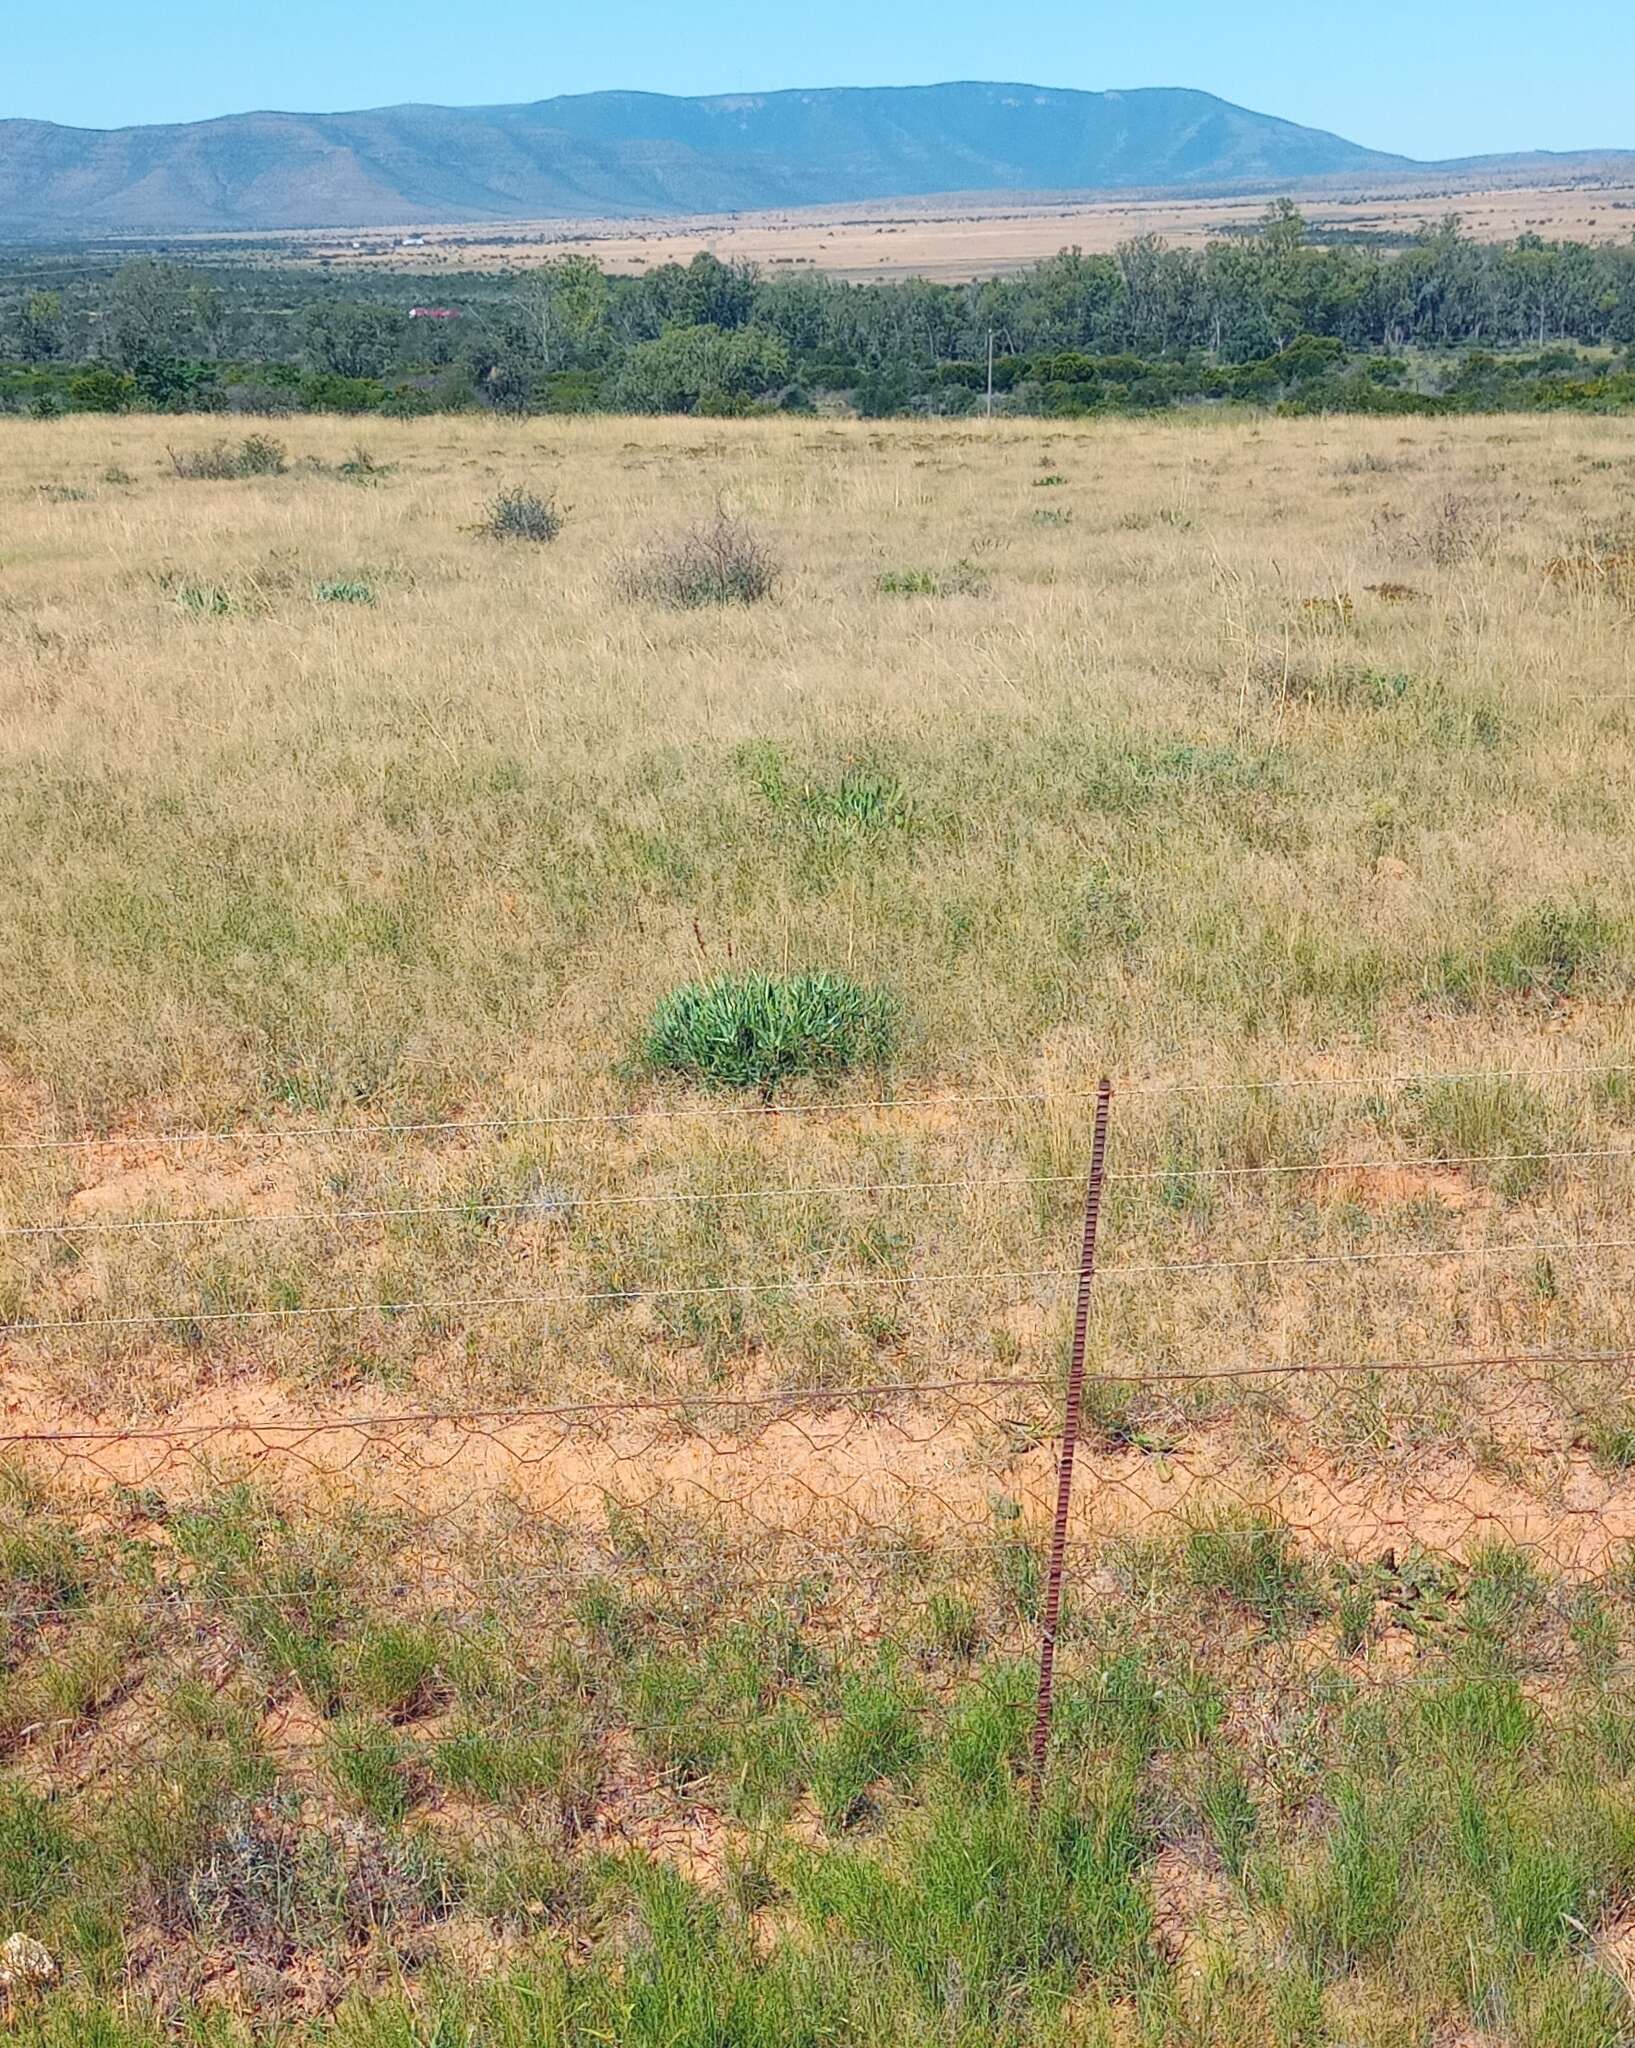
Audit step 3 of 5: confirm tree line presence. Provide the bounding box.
[4,203,1633,419]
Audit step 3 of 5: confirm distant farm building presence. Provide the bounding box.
[409,307,461,320]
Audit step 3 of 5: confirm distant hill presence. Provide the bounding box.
[0,82,1416,235]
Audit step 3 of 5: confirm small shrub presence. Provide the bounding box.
[314,578,376,605]
[1406,491,1508,566]
[168,441,239,481]
[1033,473,1068,487]
[619,511,777,607]
[236,434,287,477]
[167,436,286,481]
[478,486,563,544]
[639,971,897,1094]
[337,444,392,483]
[1299,593,1355,630]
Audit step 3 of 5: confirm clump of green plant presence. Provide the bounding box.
[1483,901,1619,999]
[1279,664,1417,709]
[477,486,564,544]
[1182,1507,1323,1632]
[742,744,915,834]
[314,578,376,605]
[328,1717,415,1825]
[619,511,777,607]
[173,580,236,618]
[876,560,984,597]
[168,436,286,481]
[639,972,898,1094]
[1032,507,1073,526]
[1,1487,86,1655]
[1426,901,1620,1018]
[340,1622,447,1720]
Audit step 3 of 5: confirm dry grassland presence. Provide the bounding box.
[261,175,1635,279]
[5,410,1635,2044]
[0,409,1633,1530]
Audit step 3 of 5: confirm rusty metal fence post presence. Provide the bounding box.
[1028,1076,1113,1805]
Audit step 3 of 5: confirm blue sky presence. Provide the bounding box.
[4,0,1629,161]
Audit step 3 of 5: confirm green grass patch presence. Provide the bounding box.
[876,559,984,596]
[1182,1508,1325,1633]
[638,971,898,1094]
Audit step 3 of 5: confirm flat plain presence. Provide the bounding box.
[3,408,1635,2044]
[243,172,1635,279]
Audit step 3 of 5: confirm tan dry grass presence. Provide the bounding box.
[213,174,1635,280]
[1,409,1634,1553]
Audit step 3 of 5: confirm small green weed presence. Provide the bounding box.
[876,559,984,596]
[173,580,236,618]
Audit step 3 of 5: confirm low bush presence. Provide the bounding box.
[619,511,778,607]
[477,486,564,543]
[639,972,898,1093]
[167,435,287,480]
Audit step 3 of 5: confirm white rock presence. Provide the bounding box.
[0,1932,57,1988]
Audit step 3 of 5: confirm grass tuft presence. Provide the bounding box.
[639,971,898,1094]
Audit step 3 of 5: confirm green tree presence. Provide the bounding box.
[14,290,66,363]
[300,301,404,379]
[102,259,196,368]
[521,256,610,370]
[609,323,790,413]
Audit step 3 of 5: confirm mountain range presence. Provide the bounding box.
[0,81,1432,235]
[2,82,1627,240]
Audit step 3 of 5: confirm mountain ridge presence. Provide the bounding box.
[0,81,1418,234]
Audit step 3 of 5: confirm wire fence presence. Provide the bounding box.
[5,1060,1635,1799]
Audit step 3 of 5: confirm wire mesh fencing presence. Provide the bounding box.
[5,1056,1635,1808]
